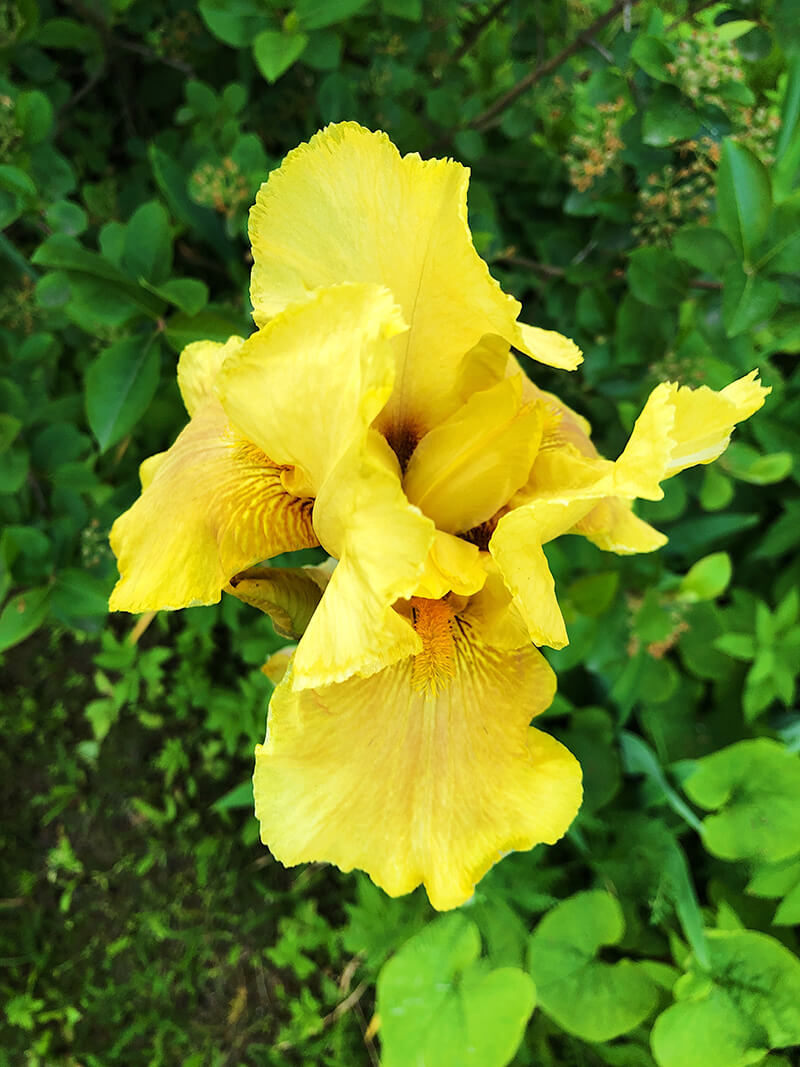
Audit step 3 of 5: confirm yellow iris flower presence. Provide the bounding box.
[110,123,768,910]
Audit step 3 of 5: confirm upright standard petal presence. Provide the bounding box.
[248,122,580,442]
[109,401,318,612]
[219,283,406,495]
[254,604,581,911]
[403,375,543,534]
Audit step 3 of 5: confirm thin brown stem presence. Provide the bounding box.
[452,0,514,63]
[469,0,642,133]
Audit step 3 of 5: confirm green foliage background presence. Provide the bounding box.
[2,0,800,1063]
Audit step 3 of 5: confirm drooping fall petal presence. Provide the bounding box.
[109,401,318,612]
[254,610,581,911]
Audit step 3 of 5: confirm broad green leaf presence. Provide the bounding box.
[651,930,800,1067]
[85,336,161,452]
[30,234,165,317]
[0,413,22,454]
[37,16,101,50]
[143,277,208,315]
[683,739,800,864]
[722,442,793,485]
[722,264,781,337]
[378,914,535,1067]
[381,0,422,18]
[715,20,758,41]
[121,201,172,285]
[630,35,674,81]
[679,552,732,602]
[148,146,230,261]
[716,141,772,261]
[51,569,111,624]
[642,87,699,146]
[0,586,51,653]
[253,30,308,83]
[628,248,689,307]
[672,226,736,276]
[295,0,370,30]
[197,0,267,46]
[164,307,250,351]
[557,707,620,813]
[45,199,87,236]
[527,891,659,1042]
[747,855,800,925]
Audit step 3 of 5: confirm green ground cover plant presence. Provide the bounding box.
[2,0,799,1063]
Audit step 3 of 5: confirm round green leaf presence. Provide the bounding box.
[651,930,800,1067]
[378,914,535,1067]
[253,30,308,83]
[527,890,659,1042]
[628,247,690,308]
[679,553,732,603]
[683,739,800,864]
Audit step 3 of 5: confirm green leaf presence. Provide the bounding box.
[378,914,535,1067]
[144,277,208,316]
[121,201,172,285]
[713,632,756,661]
[679,552,732,602]
[716,141,772,262]
[381,0,422,18]
[722,264,781,337]
[211,779,254,812]
[651,930,800,1067]
[197,0,267,47]
[148,145,230,262]
[164,307,249,351]
[51,569,111,624]
[38,17,101,50]
[0,586,51,653]
[527,891,659,1042]
[85,336,161,452]
[722,443,793,485]
[672,226,736,276]
[31,234,165,318]
[253,30,309,83]
[0,414,22,454]
[774,55,800,201]
[642,87,699,146]
[45,199,88,236]
[683,739,800,864]
[627,247,690,307]
[295,0,371,30]
[630,36,674,81]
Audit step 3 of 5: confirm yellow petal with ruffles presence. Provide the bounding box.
[177,335,245,417]
[290,432,435,689]
[248,121,580,443]
[109,401,318,613]
[254,622,581,911]
[414,531,487,600]
[571,497,667,554]
[219,283,406,496]
[513,322,583,371]
[404,375,543,534]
